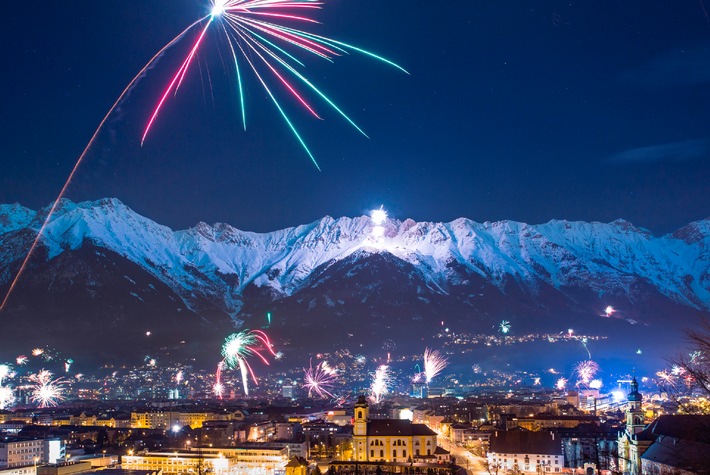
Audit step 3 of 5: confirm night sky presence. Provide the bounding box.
[1,1,709,234]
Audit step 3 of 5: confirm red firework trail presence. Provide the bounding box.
[0,20,201,313]
[0,0,405,313]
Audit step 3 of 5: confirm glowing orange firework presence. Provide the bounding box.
[0,0,406,312]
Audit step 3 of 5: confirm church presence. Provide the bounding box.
[351,395,445,464]
[616,377,652,475]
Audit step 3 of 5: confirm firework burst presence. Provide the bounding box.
[30,370,67,408]
[656,370,676,387]
[303,359,337,399]
[555,377,567,390]
[370,365,391,404]
[0,0,406,313]
[574,360,600,386]
[0,364,15,410]
[216,330,276,396]
[423,348,448,384]
[499,320,511,334]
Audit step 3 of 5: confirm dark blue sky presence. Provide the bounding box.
[1,0,708,233]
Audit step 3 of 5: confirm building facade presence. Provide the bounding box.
[352,396,440,464]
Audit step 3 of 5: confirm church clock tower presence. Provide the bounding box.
[625,377,644,435]
[353,395,369,461]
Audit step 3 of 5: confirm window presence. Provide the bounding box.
[370,450,374,458]
[380,450,383,458]
[393,450,397,458]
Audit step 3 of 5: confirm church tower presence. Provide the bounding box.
[353,395,369,461]
[625,377,644,435]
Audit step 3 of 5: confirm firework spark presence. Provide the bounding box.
[32,348,44,357]
[574,360,600,386]
[656,370,676,387]
[556,377,567,390]
[370,365,391,404]
[0,365,14,410]
[423,348,448,384]
[30,370,66,408]
[0,386,14,410]
[217,330,276,396]
[303,359,337,399]
[0,0,406,313]
[499,320,511,334]
[603,305,616,317]
[0,365,10,381]
[16,356,28,366]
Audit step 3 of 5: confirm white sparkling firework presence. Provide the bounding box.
[15,356,28,366]
[671,364,686,376]
[369,365,391,404]
[30,370,66,408]
[0,364,15,410]
[370,207,387,225]
[556,377,567,390]
[0,386,14,410]
[370,207,388,245]
[574,360,600,386]
[589,379,603,389]
[603,305,616,317]
[499,320,511,334]
[423,348,448,384]
[175,370,184,384]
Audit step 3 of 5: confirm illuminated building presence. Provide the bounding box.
[123,446,288,475]
[0,439,64,469]
[352,396,442,463]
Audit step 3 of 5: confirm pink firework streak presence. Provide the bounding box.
[0,0,405,313]
[303,359,337,398]
[215,330,276,397]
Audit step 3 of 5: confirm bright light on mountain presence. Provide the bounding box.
[371,207,387,225]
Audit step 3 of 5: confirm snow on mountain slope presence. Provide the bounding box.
[0,198,708,317]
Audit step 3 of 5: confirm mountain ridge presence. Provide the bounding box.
[1,198,708,369]
[1,197,709,316]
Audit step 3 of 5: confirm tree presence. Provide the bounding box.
[662,318,710,414]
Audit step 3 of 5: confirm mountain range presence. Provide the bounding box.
[1,198,708,371]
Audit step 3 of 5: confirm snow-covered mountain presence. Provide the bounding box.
[0,198,708,365]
